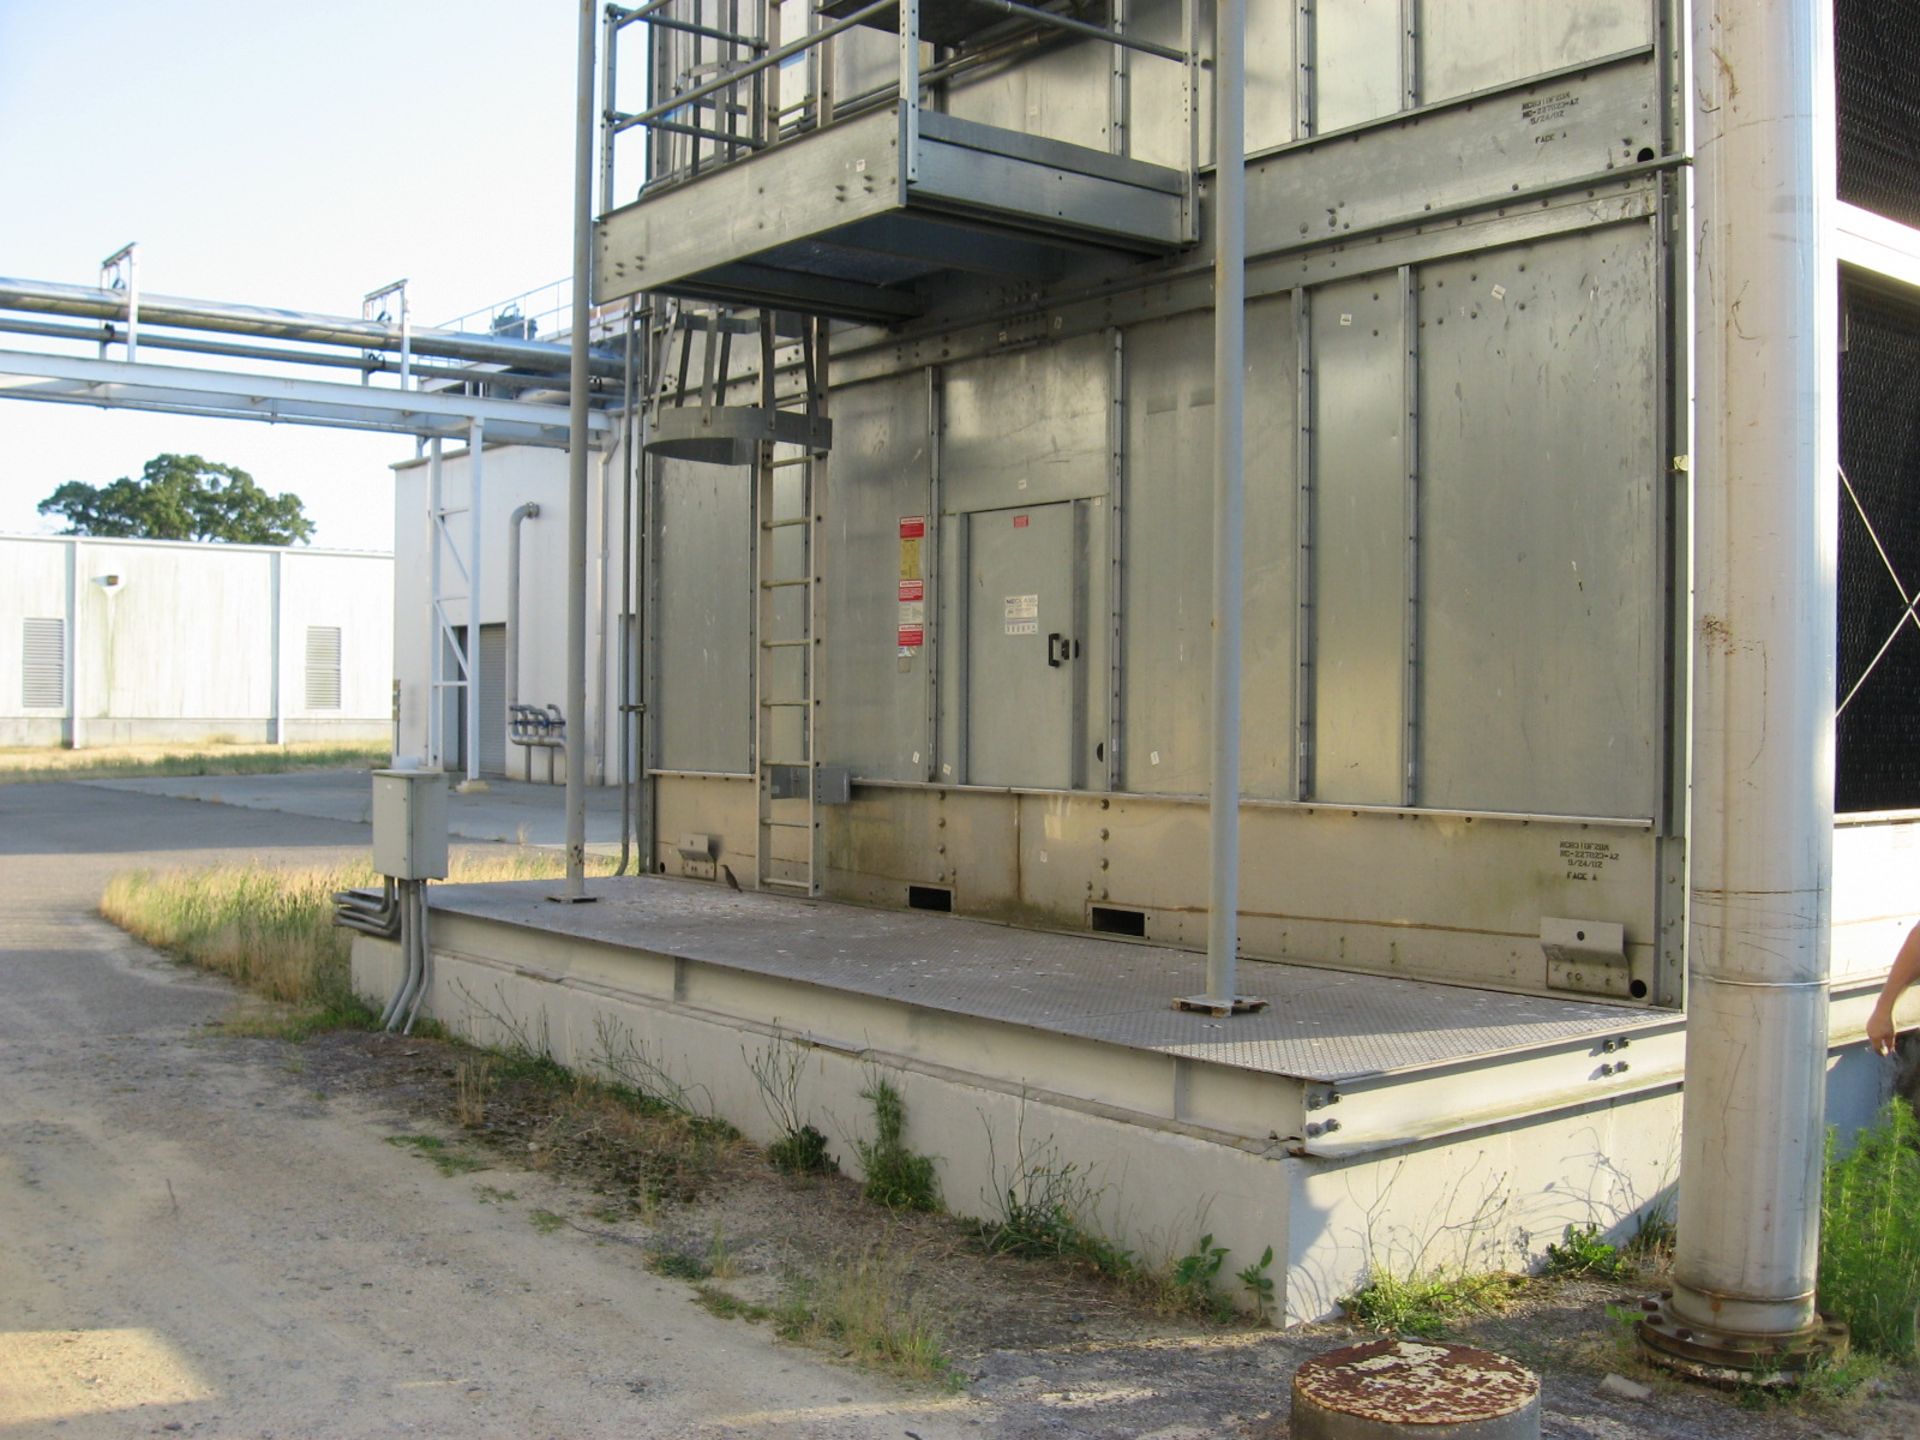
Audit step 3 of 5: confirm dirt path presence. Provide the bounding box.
[2,781,1915,1439]
[0,785,981,1438]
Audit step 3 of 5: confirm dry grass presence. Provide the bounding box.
[100,850,611,1028]
[775,1249,956,1386]
[0,739,389,784]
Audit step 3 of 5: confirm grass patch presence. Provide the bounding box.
[694,1284,773,1323]
[1820,1100,1920,1363]
[855,1077,940,1212]
[1541,1222,1634,1281]
[1343,1268,1521,1339]
[528,1209,566,1234]
[768,1124,837,1177]
[386,1133,489,1176]
[775,1252,955,1386]
[0,740,390,784]
[647,1247,713,1281]
[101,850,609,1031]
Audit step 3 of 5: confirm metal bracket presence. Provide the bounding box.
[1541,916,1629,998]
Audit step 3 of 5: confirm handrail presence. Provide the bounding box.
[606,0,1197,194]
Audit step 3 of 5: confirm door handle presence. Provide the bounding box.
[1048,633,1072,668]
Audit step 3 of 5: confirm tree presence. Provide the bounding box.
[37,454,315,545]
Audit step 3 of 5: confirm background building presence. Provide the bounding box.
[0,533,392,748]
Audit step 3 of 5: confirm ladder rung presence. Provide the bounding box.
[760,877,813,891]
[761,638,813,649]
[761,578,813,590]
[434,506,468,518]
[762,819,813,830]
[763,516,812,529]
[760,700,811,708]
[766,456,811,469]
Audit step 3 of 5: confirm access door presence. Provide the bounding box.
[966,502,1083,788]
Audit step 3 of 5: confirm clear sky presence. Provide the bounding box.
[0,1,583,552]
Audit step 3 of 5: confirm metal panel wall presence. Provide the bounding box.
[655,458,753,774]
[1417,0,1651,105]
[1314,0,1406,131]
[1416,224,1660,817]
[1121,298,1296,797]
[822,373,934,781]
[942,330,1109,510]
[1308,276,1412,806]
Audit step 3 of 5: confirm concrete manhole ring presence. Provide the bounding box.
[1292,1338,1541,1438]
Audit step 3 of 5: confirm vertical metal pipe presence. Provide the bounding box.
[427,438,444,770]
[507,502,540,728]
[465,418,485,788]
[560,0,597,900]
[1649,0,1837,1364]
[1200,0,1249,1011]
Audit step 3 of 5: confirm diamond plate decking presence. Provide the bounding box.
[429,877,1667,1085]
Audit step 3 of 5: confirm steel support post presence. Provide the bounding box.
[1639,0,1844,1384]
[556,0,597,903]
[463,418,485,789]
[1181,0,1263,1017]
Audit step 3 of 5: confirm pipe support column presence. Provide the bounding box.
[1644,0,1841,1374]
[557,0,596,901]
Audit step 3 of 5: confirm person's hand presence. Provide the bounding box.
[1867,1005,1898,1057]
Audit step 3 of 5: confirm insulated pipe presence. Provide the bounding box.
[402,886,432,1035]
[1665,0,1837,1348]
[1196,0,1249,1012]
[506,502,542,741]
[0,277,625,380]
[559,0,596,901]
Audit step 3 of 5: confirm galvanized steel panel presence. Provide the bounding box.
[1121,299,1297,797]
[1309,276,1409,806]
[1417,0,1651,104]
[945,36,1110,152]
[822,374,933,781]
[1314,0,1405,131]
[655,459,753,774]
[1416,224,1659,817]
[942,331,1109,509]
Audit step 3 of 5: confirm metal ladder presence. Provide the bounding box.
[753,315,829,895]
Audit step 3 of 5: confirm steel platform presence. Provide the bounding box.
[595,105,1189,322]
[424,874,1682,1156]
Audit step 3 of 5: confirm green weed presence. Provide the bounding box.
[648,1247,714,1281]
[1820,1100,1920,1362]
[1238,1244,1277,1324]
[1343,1267,1519,1338]
[528,1209,566,1234]
[855,1077,939,1212]
[694,1285,773,1322]
[775,1252,955,1386]
[1543,1222,1633,1280]
[386,1133,489,1176]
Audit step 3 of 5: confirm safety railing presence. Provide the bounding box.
[601,1,1196,205]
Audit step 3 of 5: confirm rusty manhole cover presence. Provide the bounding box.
[1292,1339,1540,1433]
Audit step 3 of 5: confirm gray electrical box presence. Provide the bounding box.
[372,769,449,880]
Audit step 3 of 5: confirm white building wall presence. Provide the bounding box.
[0,534,392,747]
[392,439,626,784]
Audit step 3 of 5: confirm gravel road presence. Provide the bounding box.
[0,782,983,1438]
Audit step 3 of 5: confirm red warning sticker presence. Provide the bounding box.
[898,579,924,602]
[899,515,926,540]
[1013,514,1030,529]
[897,626,925,648]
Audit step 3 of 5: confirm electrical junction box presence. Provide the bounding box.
[372,769,449,880]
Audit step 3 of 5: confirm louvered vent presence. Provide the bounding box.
[305,625,342,710]
[1837,1,1920,227]
[21,618,64,708]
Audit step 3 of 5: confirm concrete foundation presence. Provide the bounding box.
[349,875,1907,1323]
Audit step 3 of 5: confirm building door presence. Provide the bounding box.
[966,502,1082,788]
[477,623,507,776]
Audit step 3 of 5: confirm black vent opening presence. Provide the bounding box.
[1837,283,1920,812]
[907,885,953,912]
[1089,905,1147,938]
[1837,1,1920,227]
